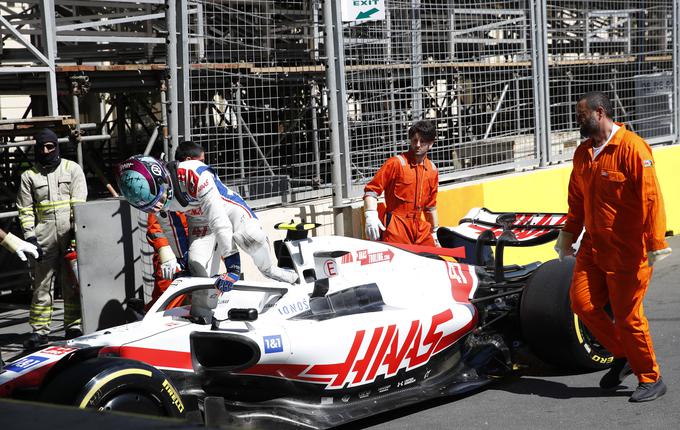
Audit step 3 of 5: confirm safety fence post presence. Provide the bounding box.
[674,0,680,143]
[530,0,552,166]
[166,0,179,160]
[323,0,352,236]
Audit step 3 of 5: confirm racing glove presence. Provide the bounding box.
[215,272,240,293]
[1,233,39,262]
[647,247,672,267]
[365,210,385,241]
[214,253,242,293]
[159,245,182,280]
[554,230,575,261]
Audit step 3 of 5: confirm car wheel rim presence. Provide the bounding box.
[99,391,164,415]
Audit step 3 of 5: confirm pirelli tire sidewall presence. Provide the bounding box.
[520,257,613,370]
[43,357,185,418]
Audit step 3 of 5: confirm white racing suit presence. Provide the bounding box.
[16,160,87,335]
[158,160,297,284]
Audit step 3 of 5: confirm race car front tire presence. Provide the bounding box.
[520,257,613,370]
[40,357,185,417]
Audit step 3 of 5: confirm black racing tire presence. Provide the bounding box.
[41,357,185,418]
[520,257,613,370]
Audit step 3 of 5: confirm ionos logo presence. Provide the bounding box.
[162,379,185,413]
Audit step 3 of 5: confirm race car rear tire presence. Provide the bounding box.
[41,357,185,417]
[520,257,613,370]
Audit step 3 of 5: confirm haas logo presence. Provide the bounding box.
[302,309,461,389]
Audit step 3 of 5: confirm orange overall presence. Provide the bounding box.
[364,153,438,246]
[563,123,668,383]
[146,211,188,309]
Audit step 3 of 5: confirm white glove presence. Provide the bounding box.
[648,247,672,267]
[365,210,385,241]
[0,232,39,262]
[554,230,575,261]
[158,245,181,280]
[431,231,441,247]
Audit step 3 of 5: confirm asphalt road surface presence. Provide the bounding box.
[351,235,680,430]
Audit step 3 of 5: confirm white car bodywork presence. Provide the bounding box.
[1,235,479,398]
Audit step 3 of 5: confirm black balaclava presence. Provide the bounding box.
[34,128,61,171]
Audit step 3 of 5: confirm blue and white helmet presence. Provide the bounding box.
[115,155,173,212]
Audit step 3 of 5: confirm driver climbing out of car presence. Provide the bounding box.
[363,119,440,246]
[555,91,671,403]
[115,150,299,294]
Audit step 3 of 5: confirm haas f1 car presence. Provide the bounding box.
[0,208,612,428]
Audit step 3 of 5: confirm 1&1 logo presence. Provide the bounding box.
[5,355,49,373]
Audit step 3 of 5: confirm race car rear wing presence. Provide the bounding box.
[438,207,567,281]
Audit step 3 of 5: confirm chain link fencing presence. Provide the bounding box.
[184,0,678,206]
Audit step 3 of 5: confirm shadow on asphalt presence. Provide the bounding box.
[0,315,30,329]
[334,375,633,429]
[493,376,633,399]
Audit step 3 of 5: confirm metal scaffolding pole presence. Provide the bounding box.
[160,79,170,159]
[72,93,83,167]
[176,0,191,142]
[235,82,247,187]
[411,0,423,120]
[324,0,351,235]
[386,6,398,149]
[310,82,322,187]
[530,0,551,166]
[166,0,179,160]
[483,83,510,140]
[39,0,58,115]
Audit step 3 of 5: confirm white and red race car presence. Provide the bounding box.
[0,209,611,428]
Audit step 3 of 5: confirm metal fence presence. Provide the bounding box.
[546,0,675,161]
[343,0,539,183]
[182,0,678,207]
[186,0,331,207]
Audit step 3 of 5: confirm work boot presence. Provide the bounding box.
[23,333,49,350]
[600,358,633,389]
[629,378,667,402]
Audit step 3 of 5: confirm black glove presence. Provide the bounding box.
[26,237,43,260]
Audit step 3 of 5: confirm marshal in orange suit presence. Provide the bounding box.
[146,211,188,308]
[363,120,440,246]
[555,92,672,403]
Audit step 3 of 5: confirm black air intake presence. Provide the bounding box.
[191,332,261,373]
